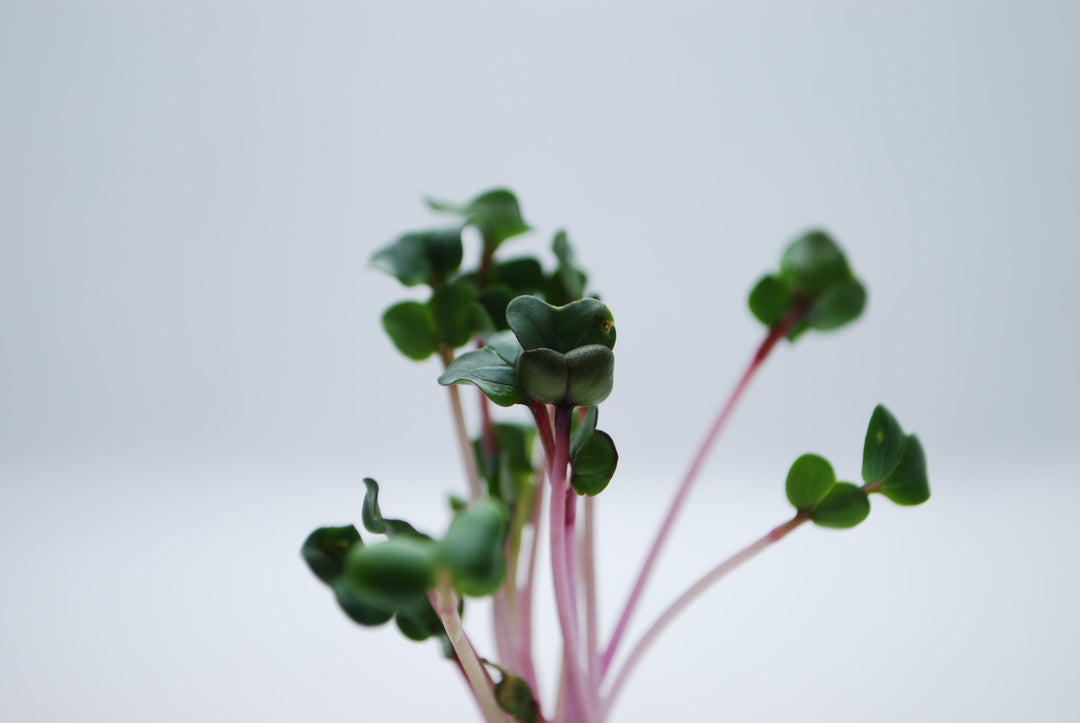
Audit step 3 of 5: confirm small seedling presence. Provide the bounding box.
[302,188,930,722]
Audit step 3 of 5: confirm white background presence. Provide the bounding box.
[2,2,1078,721]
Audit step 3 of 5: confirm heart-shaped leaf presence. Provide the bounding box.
[809,482,871,529]
[438,499,508,597]
[382,301,437,361]
[779,230,852,298]
[862,405,907,484]
[361,478,427,538]
[428,188,530,251]
[370,227,464,287]
[301,525,362,585]
[807,277,866,331]
[506,296,616,353]
[570,429,618,496]
[785,454,837,512]
[438,332,524,407]
[344,536,438,612]
[566,345,615,407]
[748,274,795,329]
[879,434,930,506]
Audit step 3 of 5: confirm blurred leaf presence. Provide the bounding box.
[428,188,530,251]
[477,284,515,331]
[394,597,444,642]
[779,230,852,297]
[785,454,836,511]
[879,434,930,506]
[370,228,463,287]
[570,406,599,456]
[807,277,866,330]
[361,478,427,538]
[344,536,438,611]
[810,482,871,529]
[862,405,907,484]
[546,230,588,305]
[495,674,540,722]
[430,280,481,349]
[748,274,795,329]
[492,257,546,294]
[438,499,508,597]
[506,296,616,353]
[331,579,396,626]
[438,337,524,407]
[382,301,437,361]
[474,423,536,503]
[570,429,618,496]
[301,525,361,585]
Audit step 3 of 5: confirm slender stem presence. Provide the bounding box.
[601,513,808,719]
[549,404,594,723]
[440,347,483,501]
[601,309,802,676]
[582,495,600,709]
[530,401,555,463]
[516,467,546,697]
[433,582,509,723]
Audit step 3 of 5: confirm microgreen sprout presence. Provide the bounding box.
[301,188,931,722]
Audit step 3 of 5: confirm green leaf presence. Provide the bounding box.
[547,230,588,305]
[862,405,907,484]
[382,301,437,361]
[429,280,480,349]
[518,348,568,404]
[779,230,852,298]
[344,536,438,611]
[748,274,795,329]
[570,429,618,496]
[491,257,546,294]
[301,525,362,585]
[394,597,445,642]
[361,478,427,538]
[474,423,536,503]
[495,674,540,722]
[438,499,508,597]
[807,277,866,331]
[879,434,930,506]
[785,454,837,512]
[810,482,871,529]
[566,345,615,407]
[477,285,514,331]
[428,188,530,251]
[331,579,396,626]
[438,337,524,407]
[371,228,464,287]
[570,406,599,457]
[505,296,616,353]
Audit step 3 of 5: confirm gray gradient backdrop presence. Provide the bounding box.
[2,2,1078,722]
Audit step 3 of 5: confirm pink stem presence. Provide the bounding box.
[516,467,545,698]
[600,311,801,677]
[582,496,600,708]
[601,514,808,719]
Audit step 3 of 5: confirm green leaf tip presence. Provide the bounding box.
[361,478,427,538]
[371,227,464,288]
[427,188,531,251]
[438,331,525,407]
[785,455,870,529]
[861,406,931,506]
[506,296,616,354]
[879,434,930,506]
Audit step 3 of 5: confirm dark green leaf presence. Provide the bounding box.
[571,429,618,496]
[748,274,795,329]
[862,405,907,484]
[429,280,480,349]
[495,674,540,722]
[810,482,871,529]
[382,301,437,361]
[879,434,930,506]
[394,597,444,642]
[371,228,464,287]
[301,525,362,585]
[807,277,866,331]
[506,296,616,353]
[779,230,852,298]
[438,342,524,407]
[344,537,438,611]
[332,579,395,626]
[570,406,599,457]
[477,285,514,331]
[438,499,508,597]
[785,454,836,511]
[428,188,530,251]
[518,348,568,404]
[547,230,588,305]
[491,257,546,294]
[361,478,426,538]
[566,345,615,407]
[474,423,536,503]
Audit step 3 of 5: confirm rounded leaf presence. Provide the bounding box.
[570,429,618,496]
[518,348,569,404]
[565,345,615,407]
[506,296,616,353]
[370,228,464,287]
[495,674,540,722]
[807,277,866,330]
[879,434,930,506]
[810,482,871,529]
[748,274,795,329]
[382,301,437,361]
[301,525,362,585]
[429,280,480,349]
[394,598,444,642]
[862,405,907,484]
[785,454,837,511]
[439,499,509,597]
[428,188,530,251]
[438,345,524,407]
[332,579,395,626]
[344,537,437,612]
[779,230,852,297]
